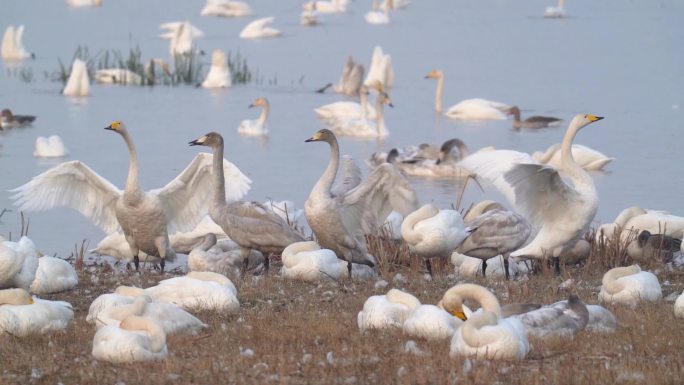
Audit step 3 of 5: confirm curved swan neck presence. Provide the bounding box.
[461,311,498,347]
[602,266,639,294]
[209,140,227,208]
[444,283,502,318]
[313,137,340,197]
[257,101,269,127]
[560,118,590,185]
[121,316,166,352]
[116,296,149,321]
[434,75,444,112]
[119,128,140,193]
[400,205,436,245]
[614,207,647,227]
[0,288,32,305]
[198,234,217,252]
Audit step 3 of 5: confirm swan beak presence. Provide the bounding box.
[28,297,34,305]
[189,135,207,146]
[304,137,316,143]
[587,115,604,122]
[388,101,394,108]
[452,310,467,321]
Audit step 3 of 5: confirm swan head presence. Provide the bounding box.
[104,121,128,134]
[249,97,269,109]
[1,109,13,119]
[424,69,443,79]
[437,291,468,321]
[570,114,604,131]
[189,132,223,148]
[0,288,34,305]
[436,138,468,164]
[386,148,399,164]
[305,128,336,144]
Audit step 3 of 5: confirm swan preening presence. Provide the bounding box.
[92,315,168,363]
[544,0,566,18]
[201,0,252,17]
[316,56,365,96]
[34,135,68,158]
[401,204,471,276]
[508,106,562,129]
[12,121,251,273]
[240,17,282,39]
[189,132,305,271]
[598,265,662,307]
[0,288,74,337]
[425,69,510,120]
[1,109,36,129]
[460,114,604,273]
[1,25,33,61]
[304,129,419,269]
[281,241,375,282]
[202,49,231,88]
[532,144,614,171]
[595,206,684,245]
[237,97,270,136]
[62,59,90,96]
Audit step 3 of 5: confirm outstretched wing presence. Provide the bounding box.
[153,153,251,233]
[10,161,122,233]
[331,155,362,197]
[338,163,418,235]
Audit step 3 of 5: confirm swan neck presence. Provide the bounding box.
[313,137,340,197]
[360,91,369,120]
[614,207,646,227]
[460,312,498,347]
[211,142,227,209]
[446,284,502,317]
[375,95,386,134]
[435,75,444,112]
[400,205,434,245]
[602,266,637,294]
[257,102,269,127]
[120,129,140,193]
[200,235,217,252]
[559,121,587,183]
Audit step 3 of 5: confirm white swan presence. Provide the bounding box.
[305,129,419,268]
[62,58,90,97]
[0,288,74,337]
[544,0,566,18]
[315,85,376,124]
[281,241,343,282]
[188,233,265,277]
[92,315,167,363]
[459,114,604,273]
[357,288,421,331]
[158,21,204,40]
[168,21,197,56]
[1,108,36,129]
[364,46,394,89]
[239,17,281,39]
[317,56,365,97]
[66,0,103,7]
[443,284,529,360]
[596,206,684,245]
[0,237,32,288]
[202,49,231,88]
[675,292,684,319]
[598,265,662,307]
[303,0,349,13]
[365,0,391,25]
[300,8,320,26]
[201,0,252,17]
[331,89,392,138]
[12,121,251,272]
[375,0,409,10]
[189,133,305,271]
[403,304,472,341]
[425,69,510,120]
[509,295,589,338]
[457,201,531,279]
[1,25,33,61]
[89,294,207,334]
[532,143,613,171]
[34,135,68,158]
[237,97,269,136]
[401,204,470,276]
[95,59,170,86]
[117,271,239,313]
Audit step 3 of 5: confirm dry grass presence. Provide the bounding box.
[1,233,684,385]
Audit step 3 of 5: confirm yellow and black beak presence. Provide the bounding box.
[587,115,604,122]
[452,310,467,321]
[104,124,115,131]
[188,136,205,146]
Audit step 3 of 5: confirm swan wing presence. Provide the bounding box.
[10,161,122,233]
[152,153,251,233]
[331,155,362,197]
[339,163,418,234]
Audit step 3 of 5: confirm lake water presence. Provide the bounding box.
[1,0,683,258]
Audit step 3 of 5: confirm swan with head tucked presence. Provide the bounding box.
[189,132,305,271]
[304,129,419,269]
[364,46,394,89]
[508,106,562,129]
[62,59,90,96]
[358,288,421,331]
[544,0,566,18]
[675,292,684,319]
[1,109,36,129]
[401,204,471,277]
[598,265,662,307]
[12,121,251,272]
[240,17,281,39]
[425,69,510,120]
[0,288,74,337]
[533,143,613,171]
[595,206,684,245]
[316,56,365,96]
[88,294,207,334]
[201,49,231,88]
[330,89,392,138]
[237,97,270,136]
[456,200,531,279]
[188,234,265,277]
[117,271,239,313]
[1,25,33,61]
[92,315,167,363]
[459,114,604,274]
[365,0,391,25]
[281,241,347,282]
[201,0,252,17]
[34,135,68,158]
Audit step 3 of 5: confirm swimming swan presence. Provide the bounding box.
[62,59,90,96]
[240,17,281,39]
[532,143,613,171]
[544,0,566,18]
[92,315,167,363]
[237,97,270,136]
[34,135,68,158]
[425,69,510,120]
[315,86,376,124]
[331,89,392,138]
[303,0,349,14]
[12,121,251,272]
[201,0,252,17]
[202,49,231,88]
[598,265,662,307]
[357,288,421,331]
[189,132,305,271]
[1,25,33,61]
[67,0,103,7]
[365,0,391,25]
[304,129,419,268]
[459,114,604,273]
[0,288,74,337]
[401,204,470,276]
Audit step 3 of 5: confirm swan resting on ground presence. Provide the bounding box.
[675,292,684,319]
[188,234,265,277]
[598,265,662,307]
[403,302,473,341]
[240,17,281,39]
[358,288,421,331]
[626,230,681,262]
[0,288,74,337]
[283,241,374,282]
[459,114,604,274]
[304,129,419,269]
[509,295,589,338]
[34,135,68,158]
[92,315,167,363]
[595,206,684,245]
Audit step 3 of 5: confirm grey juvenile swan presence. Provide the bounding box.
[304,129,419,270]
[189,132,304,271]
[12,121,251,272]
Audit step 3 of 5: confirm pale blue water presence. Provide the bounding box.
[1,0,682,257]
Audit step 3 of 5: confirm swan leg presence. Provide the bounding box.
[133,255,140,271]
[155,237,168,274]
[240,248,250,275]
[264,253,270,274]
[552,257,561,276]
[425,258,433,277]
[481,259,487,277]
[503,254,510,280]
[347,261,353,280]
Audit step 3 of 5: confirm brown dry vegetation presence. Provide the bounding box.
[1,232,684,385]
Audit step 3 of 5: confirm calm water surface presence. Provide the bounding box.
[1,0,683,257]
